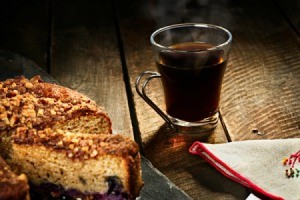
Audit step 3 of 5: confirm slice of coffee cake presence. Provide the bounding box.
[7,127,143,200]
[0,76,112,159]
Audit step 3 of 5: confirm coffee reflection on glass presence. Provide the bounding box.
[136,23,232,134]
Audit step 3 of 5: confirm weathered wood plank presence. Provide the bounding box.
[114,0,242,199]
[206,0,300,141]
[0,0,49,70]
[50,0,133,138]
[116,0,300,199]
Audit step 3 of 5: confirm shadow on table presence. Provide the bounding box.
[143,123,249,199]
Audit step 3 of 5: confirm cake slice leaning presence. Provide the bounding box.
[0,75,112,135]
[0,75,112,159]
[7,127,143,200]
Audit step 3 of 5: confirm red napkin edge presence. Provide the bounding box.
[189,141,284,200]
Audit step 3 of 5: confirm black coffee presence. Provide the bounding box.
[156,42,227,122]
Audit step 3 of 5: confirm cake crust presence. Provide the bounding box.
[13,127,139,160]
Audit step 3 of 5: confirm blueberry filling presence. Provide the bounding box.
[106,176,123,195]
[29,176,129,200]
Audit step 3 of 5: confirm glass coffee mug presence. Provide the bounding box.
[136,23,232,133]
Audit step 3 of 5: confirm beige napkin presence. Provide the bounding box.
[189,139,300,200]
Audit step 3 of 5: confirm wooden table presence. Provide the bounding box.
[1,0,299,199]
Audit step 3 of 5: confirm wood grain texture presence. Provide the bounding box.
[115,0,300,199]
[115,0,239,199]
[0,0,49,70]
[50,0,133,138]
[209,0,300,140]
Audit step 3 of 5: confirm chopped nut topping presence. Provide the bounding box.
[13,127,139,160]
[25,82,33,89]
[71,138,79,144]
[0,76,119,162]
[50,109,56,115]
[82,146,89,152]
[0,76,109,132]
[68,153,74,158]
[90,150,98,158]
[37,109,44,116]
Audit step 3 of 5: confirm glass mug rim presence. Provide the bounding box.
[150,23,232,52]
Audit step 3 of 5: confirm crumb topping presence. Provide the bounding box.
[0,76,138,161]
[13,127,139,160]
[0,76,109,131]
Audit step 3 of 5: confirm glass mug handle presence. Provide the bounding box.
[135,71,176,132]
